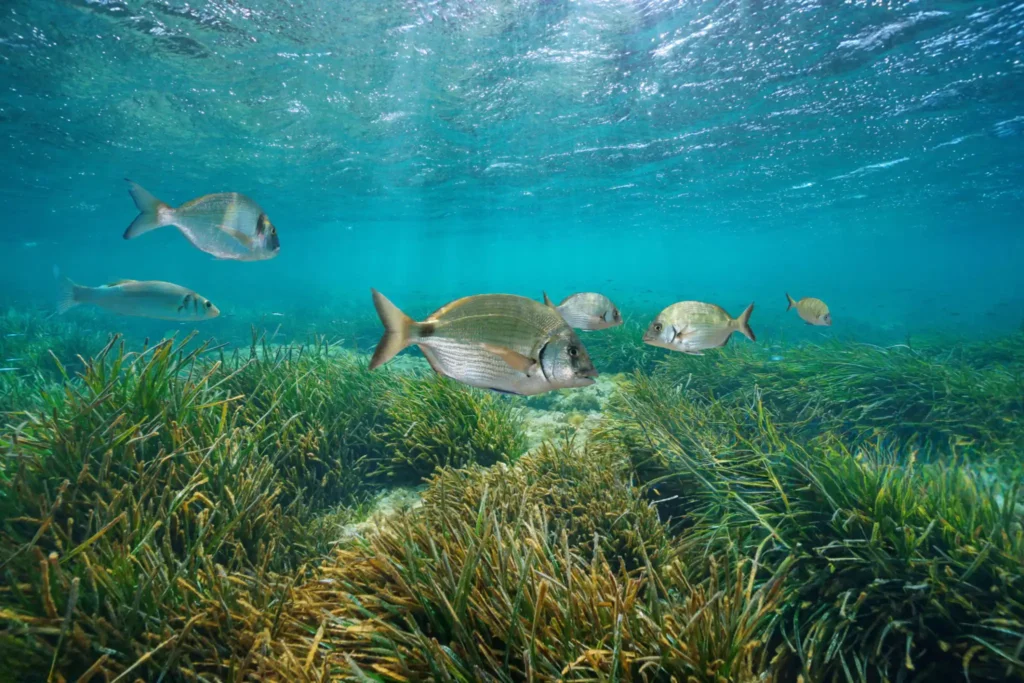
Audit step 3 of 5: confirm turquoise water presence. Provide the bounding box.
[1,0,1022,346]
[4,4,1024,682]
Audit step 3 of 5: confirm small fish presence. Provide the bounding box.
[5,334,24,338]
[0,368,17,373]
[57,277,221,321]
[770,355,784,362]
[271,312,286,317]
[542,291,622,331]
[786,293,831,326]
[22,241,38,248]
[369,289,598,396]
[123,180,280,261]
[643,301,755,355]
[4,358,23,363]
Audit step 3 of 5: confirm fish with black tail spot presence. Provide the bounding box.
[786,293,832,326]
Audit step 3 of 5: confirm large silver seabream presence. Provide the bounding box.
[369,289,598,396]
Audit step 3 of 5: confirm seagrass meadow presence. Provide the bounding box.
[1,311,1023,683]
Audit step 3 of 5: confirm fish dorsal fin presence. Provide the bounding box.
[542,292,556,309]
[480,343,538,375]
[105,279,137,287]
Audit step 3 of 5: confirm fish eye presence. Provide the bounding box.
[205,301,213,309]
[654,322,663,332]
[568,346,578,358]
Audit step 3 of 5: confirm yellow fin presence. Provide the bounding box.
[480,343,538,374]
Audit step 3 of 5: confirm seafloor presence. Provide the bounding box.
[1,308,1023,683]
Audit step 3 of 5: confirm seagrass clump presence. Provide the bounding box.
[236,439,787,682]
[0,308,110,416]
[0,332,538,681]
[0,337,349,680]
[653,339,1024,460]
[371,374,528,483]
[602,372,1024,682]
[215,336,401,509]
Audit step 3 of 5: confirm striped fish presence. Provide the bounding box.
[369,290,598,396]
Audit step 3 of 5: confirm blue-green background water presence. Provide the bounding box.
[1,0,1023,349]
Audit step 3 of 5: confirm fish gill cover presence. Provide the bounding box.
[0,0,1023,681]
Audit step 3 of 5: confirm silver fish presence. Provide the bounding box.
[57,277,221,321]
[369,289,598,396]
[543,292,622,331]
[643,301,755,355]
[123,181,280,261]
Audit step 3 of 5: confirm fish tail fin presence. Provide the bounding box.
[123,180,173,239]
[56,276,82,314]
[542,291,555,308]
[785,293,796,311]
[369,289,419,369]
[735,303,755,342]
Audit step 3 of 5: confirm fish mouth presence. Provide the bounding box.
[579,367,599,379]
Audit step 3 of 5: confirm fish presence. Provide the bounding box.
[57,277,221,321]
[542,291,622,331]
[123,180,280,261]
[770,355,784,362]
[368,289,598,396]
[0,368,17,373]
[642,301,755,355]
[4,334,24,338]
[786,293,831,326]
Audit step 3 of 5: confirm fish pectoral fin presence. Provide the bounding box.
[219,225,255,248]
[672,326,693,343]
[480,343,538,375]
[587,314,606,327]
